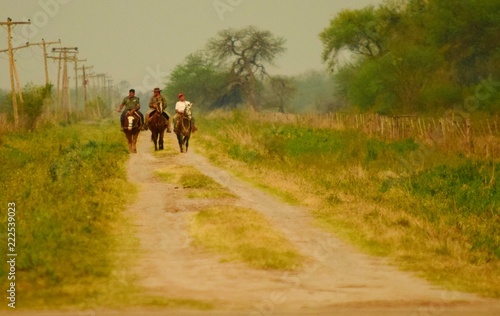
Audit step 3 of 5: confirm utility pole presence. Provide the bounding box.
[0,18,31,127]
[95,73,111,111]
[107,78,113,108]
[86,72,103,117]
[56,50,62,111]
[47,52,63,113]
[96,73,107,106]
[50,47,78,122]
[0,42,30,106]
[27,39,61,86]
[73,58,86,111]
[78,65,93,113]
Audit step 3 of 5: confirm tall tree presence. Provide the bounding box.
[207,26,286,111]
[426,0,500,84]
[164,52,231,111]
[319,5,394,71]
[321,0,499,113]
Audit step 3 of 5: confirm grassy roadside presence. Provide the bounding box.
[0,120,212,311]
[0,120,132,309]
[192,110,500,298]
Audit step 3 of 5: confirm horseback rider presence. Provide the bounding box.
[146,87,171,132]
[116,89,145,130]
[174,93,197,133]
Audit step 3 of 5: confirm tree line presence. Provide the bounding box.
[1,0,498,125]
[165,0,499,115]
[321,0,499,115]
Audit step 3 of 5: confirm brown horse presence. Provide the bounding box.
[122,111,141,153]
[148,109,168,151]
[175,113,192,153]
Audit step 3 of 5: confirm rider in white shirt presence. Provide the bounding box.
[174,93,197,133]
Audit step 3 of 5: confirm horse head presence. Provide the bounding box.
[122,110,141,153]
[185,103,193,120]
[126,112,135,131]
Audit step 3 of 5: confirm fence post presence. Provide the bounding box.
[465,118,472,153]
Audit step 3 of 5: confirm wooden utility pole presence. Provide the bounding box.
[0,42,29,105]
[0,18,31,127]
[73,58,86,110]
[27,39,61,85]
[50,47,78,121]
[96,73,111,110]
[78,65,93,112]
[107,78,113,107]
[86,72,103,117]
[47,52,63,112]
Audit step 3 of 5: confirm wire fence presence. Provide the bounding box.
[251,112,500,159]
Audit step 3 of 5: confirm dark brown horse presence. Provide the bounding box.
[122,111,141,153]
[148,108,168,151]
[175,113,192,153]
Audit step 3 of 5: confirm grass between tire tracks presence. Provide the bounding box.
[192,109,500,298]
[190,205,303,270]
[155,164,304,271]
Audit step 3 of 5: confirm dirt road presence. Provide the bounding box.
[111,132,498,316]
[13,132,500,316]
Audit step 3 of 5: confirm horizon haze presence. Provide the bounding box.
[0,0,381,95]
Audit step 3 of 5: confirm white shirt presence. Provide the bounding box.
[175,100,191,113]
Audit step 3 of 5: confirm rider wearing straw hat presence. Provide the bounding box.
[146,87,171,132]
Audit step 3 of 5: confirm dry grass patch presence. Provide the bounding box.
[190,205,303,270]
[151,139,179,158]
[154,165,236,199]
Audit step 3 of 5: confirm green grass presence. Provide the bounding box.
[190,205,303,270]
[155,165,236,199]
[0,120,133,308]
[193,110,500,298]
[0,120,214,310]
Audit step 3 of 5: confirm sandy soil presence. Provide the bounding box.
[12,132,500,316]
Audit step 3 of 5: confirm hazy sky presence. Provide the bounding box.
[0,0,381,94]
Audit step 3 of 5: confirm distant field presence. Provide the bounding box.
[194,110,500,298]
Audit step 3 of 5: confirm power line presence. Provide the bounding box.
[27,39,61,85]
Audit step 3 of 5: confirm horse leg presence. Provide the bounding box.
[159,130,164,150]
[126,133,133,153]
[153,131,158,151]
[185,135,189,153]
[132,132,138,153]
[177,133,183,153]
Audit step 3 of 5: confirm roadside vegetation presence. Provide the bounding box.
[0,120,132,308]
[0,121,212,311]
[193,110,500,298]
